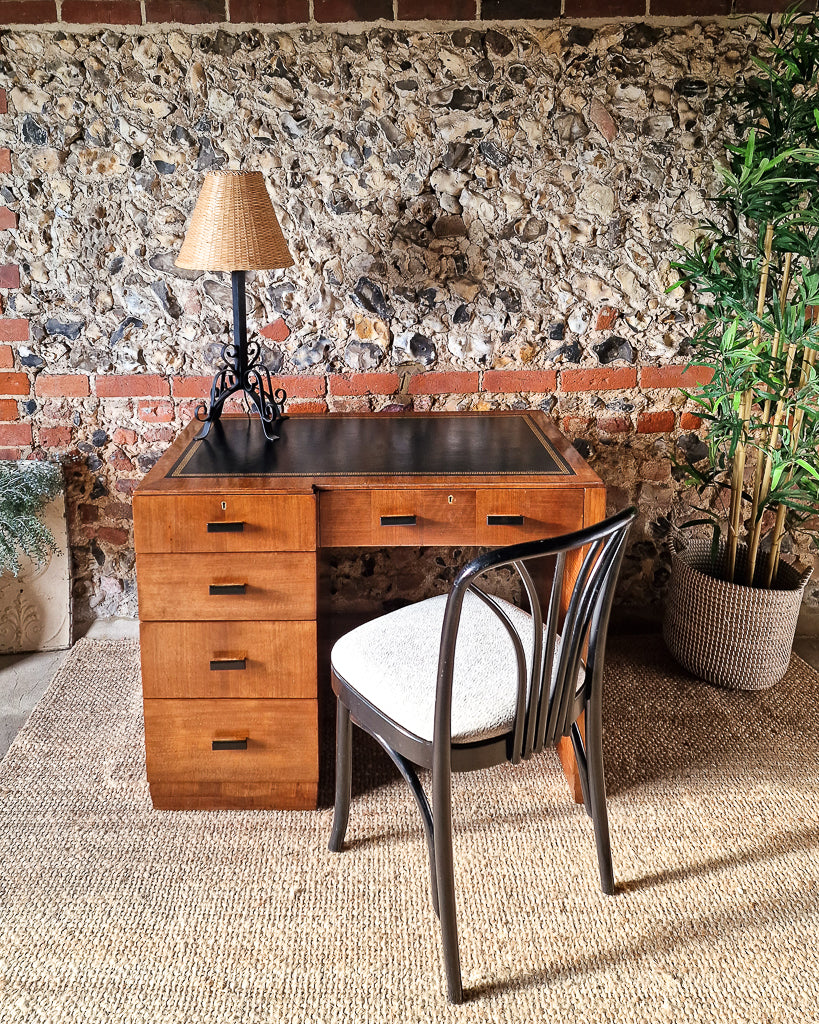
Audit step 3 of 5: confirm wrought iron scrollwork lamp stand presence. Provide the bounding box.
[176,170,295,444]
[195,270,287,441]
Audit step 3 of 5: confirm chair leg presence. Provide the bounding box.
[585,699,615,895]
[433,786,463,1003]
[329,698,352,853]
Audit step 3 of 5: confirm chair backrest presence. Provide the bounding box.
[433,507,637,763]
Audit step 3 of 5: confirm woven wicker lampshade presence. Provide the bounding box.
[176,170,294,272]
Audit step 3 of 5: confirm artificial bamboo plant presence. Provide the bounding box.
[670,7,819,588]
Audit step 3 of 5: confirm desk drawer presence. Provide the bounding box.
[143,697,318,786]
[320,489,476,546]
[476,489,585,544]
[133,493,316,553]
[137,551,316,621]
[140,620,316,699]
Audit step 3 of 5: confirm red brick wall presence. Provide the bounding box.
[0,0,812,24]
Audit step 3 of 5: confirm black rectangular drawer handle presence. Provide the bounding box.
[212,738,248,751]
[207,521,245,533]
[208,583,247,596]
[487,514,525,526]
[209,658,247,671]
[380,514,417,527]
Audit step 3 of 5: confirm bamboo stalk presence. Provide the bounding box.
[746,251,793,583]
[727,222,775,582]
[765,343,818,586]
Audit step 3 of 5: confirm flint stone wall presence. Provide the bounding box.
[0,19,816,626]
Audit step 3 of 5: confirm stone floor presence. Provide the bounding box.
[0,621,817,762]
[0,619,139,760]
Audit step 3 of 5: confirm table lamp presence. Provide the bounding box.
[176,170,295,441]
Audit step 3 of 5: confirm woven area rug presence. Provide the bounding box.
[1,637,818,1023]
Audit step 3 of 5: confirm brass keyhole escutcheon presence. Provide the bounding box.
[221,501,227,510]
[448,495,454,504]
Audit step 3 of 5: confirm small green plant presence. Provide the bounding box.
[669,7,819,588]
[0,461,63,577]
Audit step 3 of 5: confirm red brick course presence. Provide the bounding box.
[408,371,480,395]
[482,369,558,393]
[0,346,13,368]
[0,150,12,174]
[0,422,32,445]
[272,375,326,398]
[39,426,72,447]
[0,2,57,23]
[171,375,212,398]
[594,305,619,331]
[597,415,632,434]
[144,0,225,22]
[95,374,170,398]
[61,0,141,22]
[0,372,29,395]
[95,526,130,546]
[680,412,703,430]
[35,374,90,398]
[0,319,29,342]
[641,364,714,389]
[314,0,392,21]
[230,0,308,18]
[328,373,399,396]
[0,399,18,420]
[0,208,17,230]
[288,400,329,415]
[637,411,676,433]
[0,265,20,289]
[259,317,291,343]
[560,367,637,392]
[113,428,138,445]
[399,0,475,16]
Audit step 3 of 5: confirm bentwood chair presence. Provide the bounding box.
[328,507,636,1003]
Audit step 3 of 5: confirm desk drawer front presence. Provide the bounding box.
[143,698,318,785]
[134,494,316,553]
[137,552,316,620]
[477,489,585,544]
[318,489,476,546]
[140,620,316,699]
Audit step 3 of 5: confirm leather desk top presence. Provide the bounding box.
[167,413,574,479]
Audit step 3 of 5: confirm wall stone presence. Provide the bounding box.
[0,19,816,625]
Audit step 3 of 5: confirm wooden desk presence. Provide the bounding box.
[134,412,605,810]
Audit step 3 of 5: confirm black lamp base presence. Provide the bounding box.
[195,270,287,442]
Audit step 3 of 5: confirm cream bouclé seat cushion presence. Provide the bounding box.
[331,591,555,744]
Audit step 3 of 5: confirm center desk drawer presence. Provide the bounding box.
[320,489,477,546]
[143,698,318,786]
[140,620,316,699]
[137,552,316,621]
[133,493,316,553]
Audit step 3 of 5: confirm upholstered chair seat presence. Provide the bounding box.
[332,592,575,744]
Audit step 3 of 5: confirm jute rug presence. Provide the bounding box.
[1,637,818,1024]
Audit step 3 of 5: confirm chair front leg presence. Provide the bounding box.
[433,778,463,1003]
[329,697,352,853]
[584,697,614,895]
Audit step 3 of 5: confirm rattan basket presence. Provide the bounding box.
[662,540,812,690]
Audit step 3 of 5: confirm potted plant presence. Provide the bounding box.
[662,7,819,690]
[0,459,69,653]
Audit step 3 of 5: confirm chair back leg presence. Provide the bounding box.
[329,698,352,853]
[583,696,614,895]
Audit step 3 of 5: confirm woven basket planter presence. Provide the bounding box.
[663,540,812,691]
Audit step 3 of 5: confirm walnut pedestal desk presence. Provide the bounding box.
[133,412,605,811]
